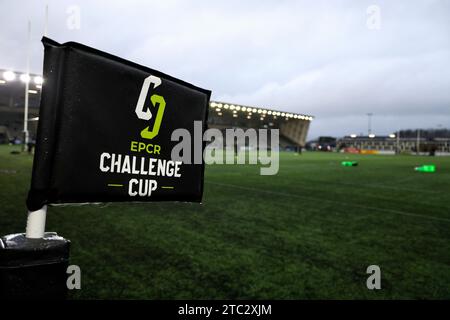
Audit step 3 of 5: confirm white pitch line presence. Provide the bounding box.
[206,181,450,223]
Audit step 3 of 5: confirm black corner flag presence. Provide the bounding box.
[27,37,211,211]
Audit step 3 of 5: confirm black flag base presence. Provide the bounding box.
[0,232,70,300]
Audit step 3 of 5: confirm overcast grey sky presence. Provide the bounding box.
[1,0,449,138]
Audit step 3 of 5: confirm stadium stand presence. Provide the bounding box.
[338,134,450,154]
[0,69,314,149]
[0,69,41,141]
[208,101,313,151]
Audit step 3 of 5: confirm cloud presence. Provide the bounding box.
[220,51,450,117]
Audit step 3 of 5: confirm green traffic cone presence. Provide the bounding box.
[414,164,436,173]
[341,161,358,167]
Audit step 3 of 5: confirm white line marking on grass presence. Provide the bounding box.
[207,182,450,223]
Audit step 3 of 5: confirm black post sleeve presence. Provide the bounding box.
[0,232,70,300]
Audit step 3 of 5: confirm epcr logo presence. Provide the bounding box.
[135,75,166,139]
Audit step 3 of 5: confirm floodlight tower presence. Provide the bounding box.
[367,113,373,136]
[416,129,421,155]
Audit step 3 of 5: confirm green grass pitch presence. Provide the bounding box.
[1,145,449,299]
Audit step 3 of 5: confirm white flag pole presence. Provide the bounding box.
[26,205,47,238]
[25,5,52,239]
[25,14,48,239]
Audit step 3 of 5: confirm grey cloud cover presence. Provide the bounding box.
[0,0,449,138]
